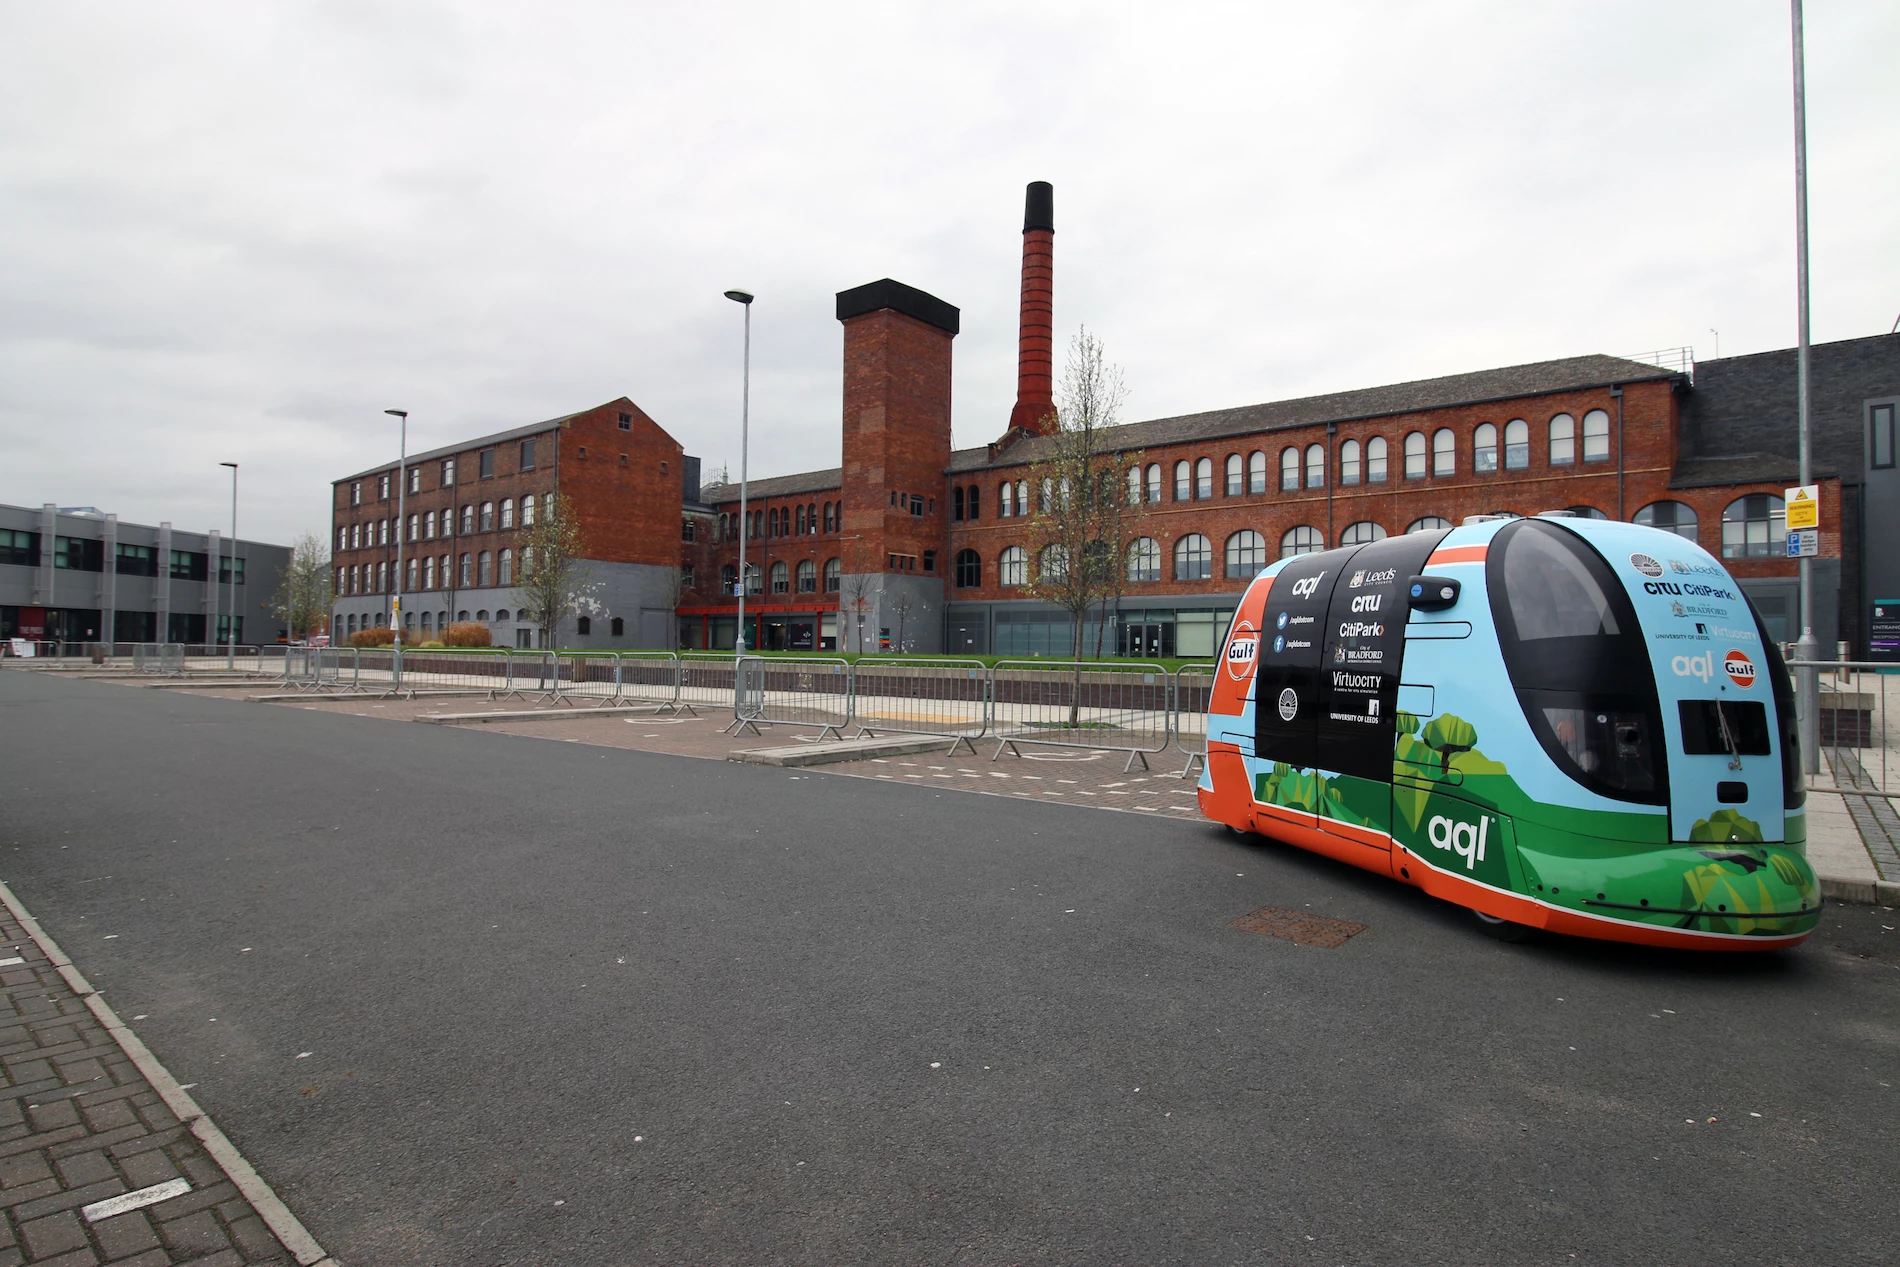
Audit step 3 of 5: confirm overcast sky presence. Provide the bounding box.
[2,1,1894,547]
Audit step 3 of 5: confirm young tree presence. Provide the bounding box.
[839,574,871,654]
[269,532,334,641]
[889,589,915,653]
[1021,327,1142,663]
[512,493,596,650]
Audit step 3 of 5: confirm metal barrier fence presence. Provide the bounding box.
[848,657,990,753]
[990,660,1173,772]
[1172,663,1216,779]
[1790,660,1895,796]
[732,656,851,739]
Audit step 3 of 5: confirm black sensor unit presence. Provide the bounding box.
[1407,576,1461,611]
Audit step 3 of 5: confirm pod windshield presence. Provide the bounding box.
[1488,520,1669,805]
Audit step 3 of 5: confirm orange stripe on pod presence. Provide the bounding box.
[1425,545,1487,566]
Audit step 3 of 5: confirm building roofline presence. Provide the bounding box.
[334,399,638,484]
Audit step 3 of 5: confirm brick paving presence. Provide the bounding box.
[0,908,298,1266]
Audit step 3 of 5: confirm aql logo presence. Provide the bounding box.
[1427,814,1491,871]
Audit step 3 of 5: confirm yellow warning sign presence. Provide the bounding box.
[1785,485,1820,530]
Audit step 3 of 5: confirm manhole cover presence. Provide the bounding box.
[1228,906,1367,949]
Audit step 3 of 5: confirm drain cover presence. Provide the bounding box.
[1228,906,1367,949]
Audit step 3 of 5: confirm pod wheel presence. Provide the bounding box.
[1472,908,1537,943]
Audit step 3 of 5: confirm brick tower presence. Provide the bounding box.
[835,278,959,653]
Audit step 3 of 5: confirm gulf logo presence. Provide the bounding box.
[1226,621,1259,683]
[1724,649,1756,687]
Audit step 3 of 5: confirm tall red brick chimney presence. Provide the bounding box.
[1006,181,1056,435]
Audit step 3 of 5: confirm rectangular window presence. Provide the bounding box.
[618,412,632,431]
[681,519,696,542]
[0,530,40,568]
[1677,700,1771,756]
[1874,403,1896,469]
[910,494,925,516]
[479,448,495,479]
[521,438,536,471]
[168,550,208,581]
[52,537,105,572]
[217,556,246,585]
[114,543,157,577]
[682,564,695,589]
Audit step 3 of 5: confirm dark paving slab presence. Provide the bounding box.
[2,671,1898,1266]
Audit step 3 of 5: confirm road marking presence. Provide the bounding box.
[83,1178,192,1223]
[0,957,23,966]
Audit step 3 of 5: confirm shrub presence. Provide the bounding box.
[349,626,395,648]
[443,622,492,648]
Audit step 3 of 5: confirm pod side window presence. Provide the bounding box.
[1746,594,1804,809]
[1487,520,1669,805]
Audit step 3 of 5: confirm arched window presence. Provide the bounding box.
[823,558,841,592]
[770,561,789,593]
[807,502,817,532]
[461,504,475,534]
[1406,516,1453,534]
[1582,408,1610,462]
[1038,544,1068,583]
[999,481,1015,518]
[999,546,1028,587]
[424,556,436,589]
[1367,436,1389,484]
[1040,478,1056,513]
[743,562,761,595]
[1127,467,1144,506]
[1225,454,1244,496]
[477,551,492,586]
[1146,464,1163,503]
[1279,526,1323,559]
[1432,428,1455,477]
[1280,447,1300,491]
[965,486,979,520]
[768,508,780,537]
[1722,494,1785,558]
[795,505,807,534]
[480,502,495,531]
[823,502,836,532]
[1195,457,1213,499]
[456,609,469,622]
[1339,439,1362,486]
[1305,443,1326,489]
[1126,537,1161,583]
[1634,501,1699,541]
[796,560,816,593]
[498,549,513,585]
[423,511,435,540]
[1247,451,1267,494]
[476,609,489,622]
[495,608,510,622]
[721,563,737,593]
[1339,521,1386,545]
[1174,460,1192,501]
[346,613,357,635]
[421,611,432,632]
[1174,534,1212,581]
[611,617,624,637]
[955,549,982,588]
[1015,480,1028,515]
[1549,413,1576,466]
[500,498,515,529]
[1227,530,1269,577]
[577,616,591,636]
[1504,419,1529,469]
[1565,506,1608,520]
[338,526,347,551]
[1474,423,1498,473]
[1403,432,1427,479]
[441,508,455,536]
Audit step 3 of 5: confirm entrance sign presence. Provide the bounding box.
[1784,485,1820,531]
[1871,600,1900,663]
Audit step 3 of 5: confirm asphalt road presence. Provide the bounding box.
[2,671,1896,1266]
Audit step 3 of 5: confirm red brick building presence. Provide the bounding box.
[682,183,1841,656]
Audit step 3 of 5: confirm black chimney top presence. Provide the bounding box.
[1023,181,1053,233]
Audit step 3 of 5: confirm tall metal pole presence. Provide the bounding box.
[1791,0,1820,774]
[220,463,238,669]
[387,410,409,688]
[725,291,754,657]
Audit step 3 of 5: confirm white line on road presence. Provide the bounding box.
[0,957,23,966]
[83,1178,191,1223]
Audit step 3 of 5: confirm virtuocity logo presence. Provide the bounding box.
[1630,553,1664,578]
[1277,688,1298,722]
[1427,814,1490,871]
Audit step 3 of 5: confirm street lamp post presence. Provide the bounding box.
[724,290,753,658]
[219,462,237,669]
[386,410,408,687]
[1790,0,1821,773]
